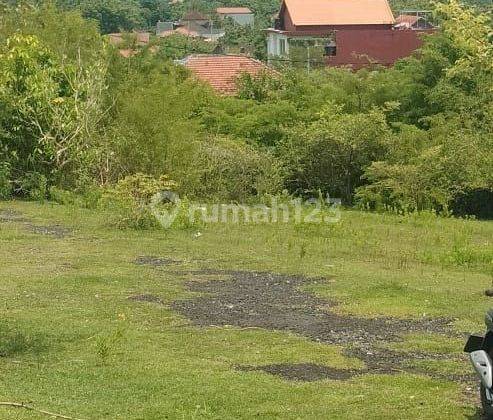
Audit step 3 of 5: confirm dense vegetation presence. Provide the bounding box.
[0,0,492,222]
[51,0,280,33]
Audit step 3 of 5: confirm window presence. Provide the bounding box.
[279,39,286,56]
[324,42,337,57]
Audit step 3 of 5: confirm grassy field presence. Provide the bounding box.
[1,200,492,419]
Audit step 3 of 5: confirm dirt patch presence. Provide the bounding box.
[0,209,30,223]
[344,347,475,382]
[27,224,71,238]
[172,270,469,383]
[172,270,453,346]
[134,256,181,267]
[128,294,164,305]
[239,363,357,382]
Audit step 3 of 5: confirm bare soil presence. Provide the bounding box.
[27,224,71,238]
[172,270,472,383]
[0,209,30,223]
[0,209,70,238]
[238,363,356,381]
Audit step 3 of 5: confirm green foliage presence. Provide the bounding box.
[191,136,282,201]
[220,18,269,60]
[202,97,299,147]
[102,173,177,229]
[49,185,102,208]
[1,2,105,63]
[0,162,12,199]
[354,1,493,214]
[139,0,172,27]
[157,34,216,59]
[105,173,177,205]
[1,0,492,221]
[79,0,144,34]
[0,5,108,196]
[95,327,125,364]
[103,56,212,188]
[279,105,392,203]
[18,172,48,201]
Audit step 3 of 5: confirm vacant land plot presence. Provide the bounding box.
[0,201,492,419]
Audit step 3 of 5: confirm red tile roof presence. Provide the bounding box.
[283,0,395,26]
[180,55,269,95]
[216,7,253,14]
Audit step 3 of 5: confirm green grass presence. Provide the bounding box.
[1,200,492,419]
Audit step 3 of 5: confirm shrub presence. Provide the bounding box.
[0,30,107,195]
[18,172,48,201]
[451,188,493,219]
[102,173,177,229]
[189,136,282,201]
[279,105,391,203]
[0,162,12,199]
[49,186,102,209]
[103,62,211,188]
[355,161,451,213]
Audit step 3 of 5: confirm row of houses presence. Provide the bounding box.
[109,0,437,95]
[108,7,255,48]
[156,7,255,42]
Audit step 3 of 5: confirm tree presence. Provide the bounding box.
[279,104,392,203]
[80,0,144,34]
[0,32,108,193]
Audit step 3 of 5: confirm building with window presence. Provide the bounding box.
[266,0,435,69]
[216,7,255,26]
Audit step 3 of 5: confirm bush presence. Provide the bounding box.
[0,163,12,199]
[0,29,107,195]
[189,136,282,201]
[18,172,48,201]
[279,105,391,203]
[102,173,177,229]
[103,61,211,188]
[49,186,102,209]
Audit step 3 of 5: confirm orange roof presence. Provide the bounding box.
[283,0,395,26]
[180,55,269,95]
[216,7,253,14]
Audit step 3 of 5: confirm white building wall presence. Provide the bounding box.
[224,13,254,26]
[267,32,289,58]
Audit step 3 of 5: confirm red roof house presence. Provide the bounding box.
[179,55,270,95]
[267,0,434,69]
[277,0,395,31]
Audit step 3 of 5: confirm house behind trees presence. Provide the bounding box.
[216,7,255,26]
[266,0,435,69]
